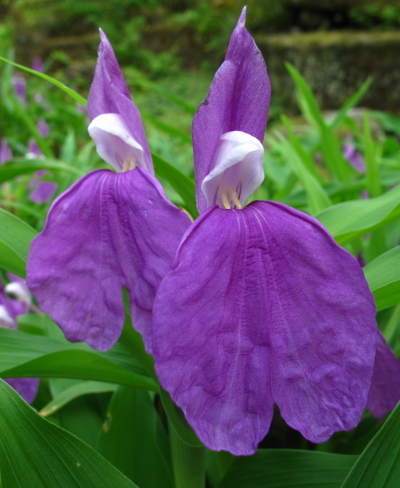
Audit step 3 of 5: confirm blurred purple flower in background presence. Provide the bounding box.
[12,75,27,105]
[0,139,13,164]
[0,277,39,404]
[343,140,366,174]
[26,137,57,203]
[32,56,43,73]
[37,118,49,138]
[27,30,191,352]
[152,8,378,455]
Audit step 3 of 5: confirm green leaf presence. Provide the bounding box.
[330,78,372,131]
[39,381,118,417]
[364,246,400,311]
[286,62,353,181]
[0,379,138,488]
[142,111,192,143]
[152,152,197,217]
[219,449,357,488]
[363,112,381,198]
[0,55,87,107]
[0,208,38,275]
[160,388,203,448]
[316,184,400,244]
[98,386,174,488]
[0,159,84,184]
[340,402,400,487]
[0,328,157,391]
[279,118,331,214]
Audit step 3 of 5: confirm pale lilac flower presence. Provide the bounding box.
[26,30,191,352]
[152,9,377,455]
[26,139,43,159]
[25,140,58,203]
[37,118,49,138]
[12,76,27,105]
[32,56,43,73]
[343,142,365,173]
[0,139,12,164]
[0,278,39,404]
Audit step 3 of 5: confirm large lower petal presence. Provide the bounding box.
[250,202,377,443]
[27,168,191,352]
[153,202,377,454]
[367,331,400,420]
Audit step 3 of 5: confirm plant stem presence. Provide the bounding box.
[169,422,205,488]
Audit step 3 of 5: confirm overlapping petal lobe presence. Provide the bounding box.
[87,30,152,173]
[192,8,270,214]
[153,206,275,455]
[246,201,377,442]
[27,168,191,352]
[5,378,39,404]
[367,331,400,420]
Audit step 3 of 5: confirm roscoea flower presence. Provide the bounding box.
[37,118,49,138]
[0,139,12,165]
[26,141,58,204]
[32,56,43,73]
[0,278,39,404]
[26,30,191,352]
[12,75,27,105]
[343,139,365,174]
[152,8,378,455]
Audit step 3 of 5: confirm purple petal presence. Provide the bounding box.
[27,168,191,352]
[343,144,366,174]
[26,139,42,159]
[0,139,13,165]
[29,181,58,204]
[32,56,43,73]
[5,378,39,404]
[12,76,27,105]
[87,30,152,173]
[192,7,271,214]
[153,202,377,454]
[367,331,400,420]
[37,118,49,138]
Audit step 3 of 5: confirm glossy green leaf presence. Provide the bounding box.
[160,387,203,448]
[0,379,137,488]
[0,208,37,273]
[330,78,372,131]
[219,449,357,488]
[0,159,84,184]
[98,386,174,488]
[363,112,381,198]
[152,152,197,217]
[0,239,26,277]
[341,402,400,487]
[0,328,157,391]
[40,381,118,417]
[0,55,87,106]
[286,62,353,181]
[364,246,400,311]
[316,184,400,244]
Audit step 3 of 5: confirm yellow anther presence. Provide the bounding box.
[230,190,242,209]
[221,190,231,210]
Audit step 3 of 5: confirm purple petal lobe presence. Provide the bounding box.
[192,8,271,213]
[0,139,13,165]
[27,168,191,352]
[367,331,400,420]
[5,378,39,404]
[88,113,145,171]
[87,30,152,173]
[29,181,58,204]
[201,131,264,209]
[153,202,377,453]
[343,144,365,174]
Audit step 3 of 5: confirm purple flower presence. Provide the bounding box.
[367,331,400,420]
[0,278,39,404]
[152,9,378,455]
[32,56,43,73]
[26,139,43,159]
[29,181,58,204]
[26,30,191,352]
[12,76,27,105]
[37,118,49,138]
[343,142,365,174]
[0,139,12,165]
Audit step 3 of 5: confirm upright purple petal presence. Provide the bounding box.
[29,181,58,204]
[5,378,39,404]
[343,143,365,174]
[192,7,271,213]
[12,76,27,105]
[0,139,12,165]
[153,202,377,454]
[87,30,152,173]
[37,118,49,138]
[367,331,400,420]
[27,168,191,352]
